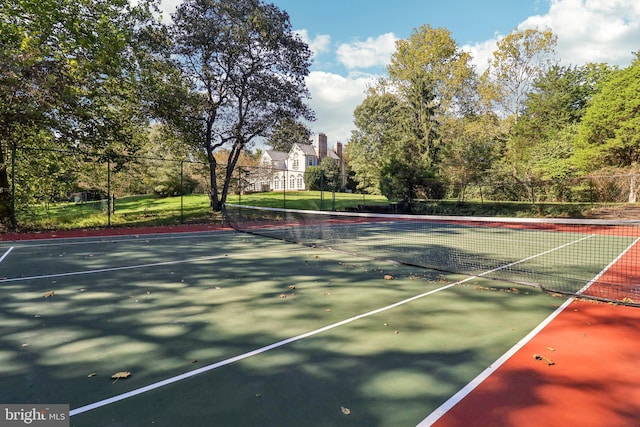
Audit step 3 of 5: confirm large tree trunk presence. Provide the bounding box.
[207,145,221,212]
[0,143,16,229]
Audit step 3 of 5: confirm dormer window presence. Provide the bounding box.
[293,158,299,170]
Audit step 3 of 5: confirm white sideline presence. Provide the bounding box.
[70,233,594,417]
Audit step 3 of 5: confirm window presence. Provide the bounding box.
[274,176,280,190]
[307,156,314,166]
[293,158,299,170]
[297,175,303,189]
[290,175,295,189]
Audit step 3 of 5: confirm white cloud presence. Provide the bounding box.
[336,33,399,70]
[305,71,377,143]
[295,30,331,59]
[464,0,640,75]
[462,37,501,75]
[155,0,181,22]
[519,0,640,67]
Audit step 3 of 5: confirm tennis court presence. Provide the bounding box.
[1,210,639,426]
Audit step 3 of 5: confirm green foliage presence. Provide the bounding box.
[574,56,640,171]
[267,118,312,152]
[303,166,324,191]
[0,0,168,228]
[304,158,340,191]
[350,26,475,202]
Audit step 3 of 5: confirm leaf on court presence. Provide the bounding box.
[383,274,394,280]
[43,291,55,298]
[622,297,636,304]
[111,371,131,381]
[279,293,287,298]
[340,406,351,415]
[547,347,555,352]
[289,285,296,290]
[87,373,97,378]
[533,354,555,366]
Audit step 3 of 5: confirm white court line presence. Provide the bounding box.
[417,236,638,427]
[0,247,301,284]
[70,233,593,417]
[0,247,14,263]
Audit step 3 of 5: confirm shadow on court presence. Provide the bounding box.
[0,232,562,426]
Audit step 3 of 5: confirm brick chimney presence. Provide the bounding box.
[316,133,327,160]
[335,142,342,159]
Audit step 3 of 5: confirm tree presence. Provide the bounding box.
[168,0,314,212]
[480,27,557,180]
[509,63,613,183]
[389,25,477,116]
[574,55,640,172]
[267,118,312,152]
[480,28,558,122]
[441,115,501,200]
[0,0,166,228]
[349,26,476,202]
[348,89,402,194]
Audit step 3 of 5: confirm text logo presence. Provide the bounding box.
[0,405,69,427]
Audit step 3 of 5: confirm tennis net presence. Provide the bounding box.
[223,204,640,306]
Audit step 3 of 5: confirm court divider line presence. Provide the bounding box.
[0,247,14,263]
[69,233,593,417]
[416,236,637,427]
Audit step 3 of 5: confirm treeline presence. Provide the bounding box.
[346,26,640,205]
[2,1,639,230]
[1,0,312,229]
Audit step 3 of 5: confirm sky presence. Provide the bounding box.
[157,0,640,147]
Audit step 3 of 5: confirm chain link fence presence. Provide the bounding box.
[3,145,640,230]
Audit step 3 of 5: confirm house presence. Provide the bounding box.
[248,133,346,192]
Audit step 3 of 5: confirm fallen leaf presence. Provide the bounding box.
[279,293,287,298]
[87,373,97,378]
[44,291,55,298]
[546,347,555,352]
[383,275,394,280]
[533,354,555,366]
[111,371,131,382]
[289,285,296,290]
[340,406,351,415]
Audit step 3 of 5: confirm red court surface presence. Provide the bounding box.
[432,299,640,427]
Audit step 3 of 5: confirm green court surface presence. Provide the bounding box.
[1,231,567,426]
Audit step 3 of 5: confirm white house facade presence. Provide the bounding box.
[247,133,345,192]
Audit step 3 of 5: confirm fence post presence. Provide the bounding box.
[180,160,184,224]
[320,172,325,210]
[10,143,17,229]
[107,158,111,227]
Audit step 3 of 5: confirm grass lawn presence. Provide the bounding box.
[15,191,387,231]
